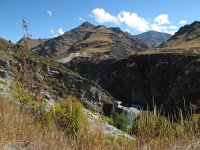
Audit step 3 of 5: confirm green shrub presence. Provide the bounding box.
[9,81,53,128]
[33,100,53,128]
[52,96,88,134]
[0,79,8,86]
[113,113,128,131]
[101,115,114,125]
[9,82,35,107]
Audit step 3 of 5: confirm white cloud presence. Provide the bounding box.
[58,28,64,35]
[78,17,85,22]
[50,29,54,34]
[154,14,170,25]
[169,25,178,30]
[90,8,152,32]
[151,24,167,32]
[167,30,176,35]
[53,35,58,37]
[46,10,52,16]
[125,29,131,33]
[179,20,187,25]
[90,8,178,34]
[92,8,119,25]
[150,14,177,35]
[118,11,149,32]
[150,24,176,35]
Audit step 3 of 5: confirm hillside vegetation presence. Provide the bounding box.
[0,94,200,150]
[160,21,200,49]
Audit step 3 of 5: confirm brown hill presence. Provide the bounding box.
[17,38,48,49]
[135,30,172,47]
[160,21,200,49]
[31,22,149,59]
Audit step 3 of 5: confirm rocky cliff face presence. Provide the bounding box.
[0,38,119,116]
[45,64,118,114]
[66,52,200,114]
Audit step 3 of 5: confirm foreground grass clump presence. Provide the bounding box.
[2,77,200,149]
[52,96,88,134]
[0,92,200,149]
[0,95,136,150]
[132,109,200,149]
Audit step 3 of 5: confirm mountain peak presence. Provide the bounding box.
[191,21,200,26]
[31,23,149,58]
[160,21,200,49]
[135,30,172,47]
[79,22,95,29]
[110,27,122,33]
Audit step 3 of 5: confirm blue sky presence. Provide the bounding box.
[0,0,199,43]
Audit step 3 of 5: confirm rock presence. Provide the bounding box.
[84,109,134,139]
[46,65,118,116]
[65,52,200,114]
[0,58,9,79]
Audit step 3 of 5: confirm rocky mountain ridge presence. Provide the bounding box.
[135,30,172,47]
[160,21,200,49]
[22,22,149,59]
[17,38,48,49]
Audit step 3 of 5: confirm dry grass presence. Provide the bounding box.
[0,94,199,149]
[132,109,200,150]
[0,95,135,150]
[161,32,200,49]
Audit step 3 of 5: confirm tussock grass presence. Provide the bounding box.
[132,108,200,149]
[0,95,135,150]
[0,92,199,149]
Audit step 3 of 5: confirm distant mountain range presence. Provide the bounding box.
[17,21,200,60]
[134,30,172,47]
[18,22,149,60]
[160,21,200,49]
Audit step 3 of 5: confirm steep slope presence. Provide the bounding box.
[17,38,48,49]
[135,30,172,47]
[66,52,200,114]
[0,38,13,50]
[0,37,119,116]
[31,22,149,59]
[161,21,200,49]
[0,37,17,60]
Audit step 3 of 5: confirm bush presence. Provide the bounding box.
[9,82,35,107]
[113,113,128,131]
[52,96,88,134]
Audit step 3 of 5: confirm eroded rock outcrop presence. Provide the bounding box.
[66,52,200,114]
[46,65,118,113]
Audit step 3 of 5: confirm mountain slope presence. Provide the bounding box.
[17,38,48,49]
[135,30,172,47]
[161,21,200,49]
[31,22,149,59]
[0,37,119,116]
